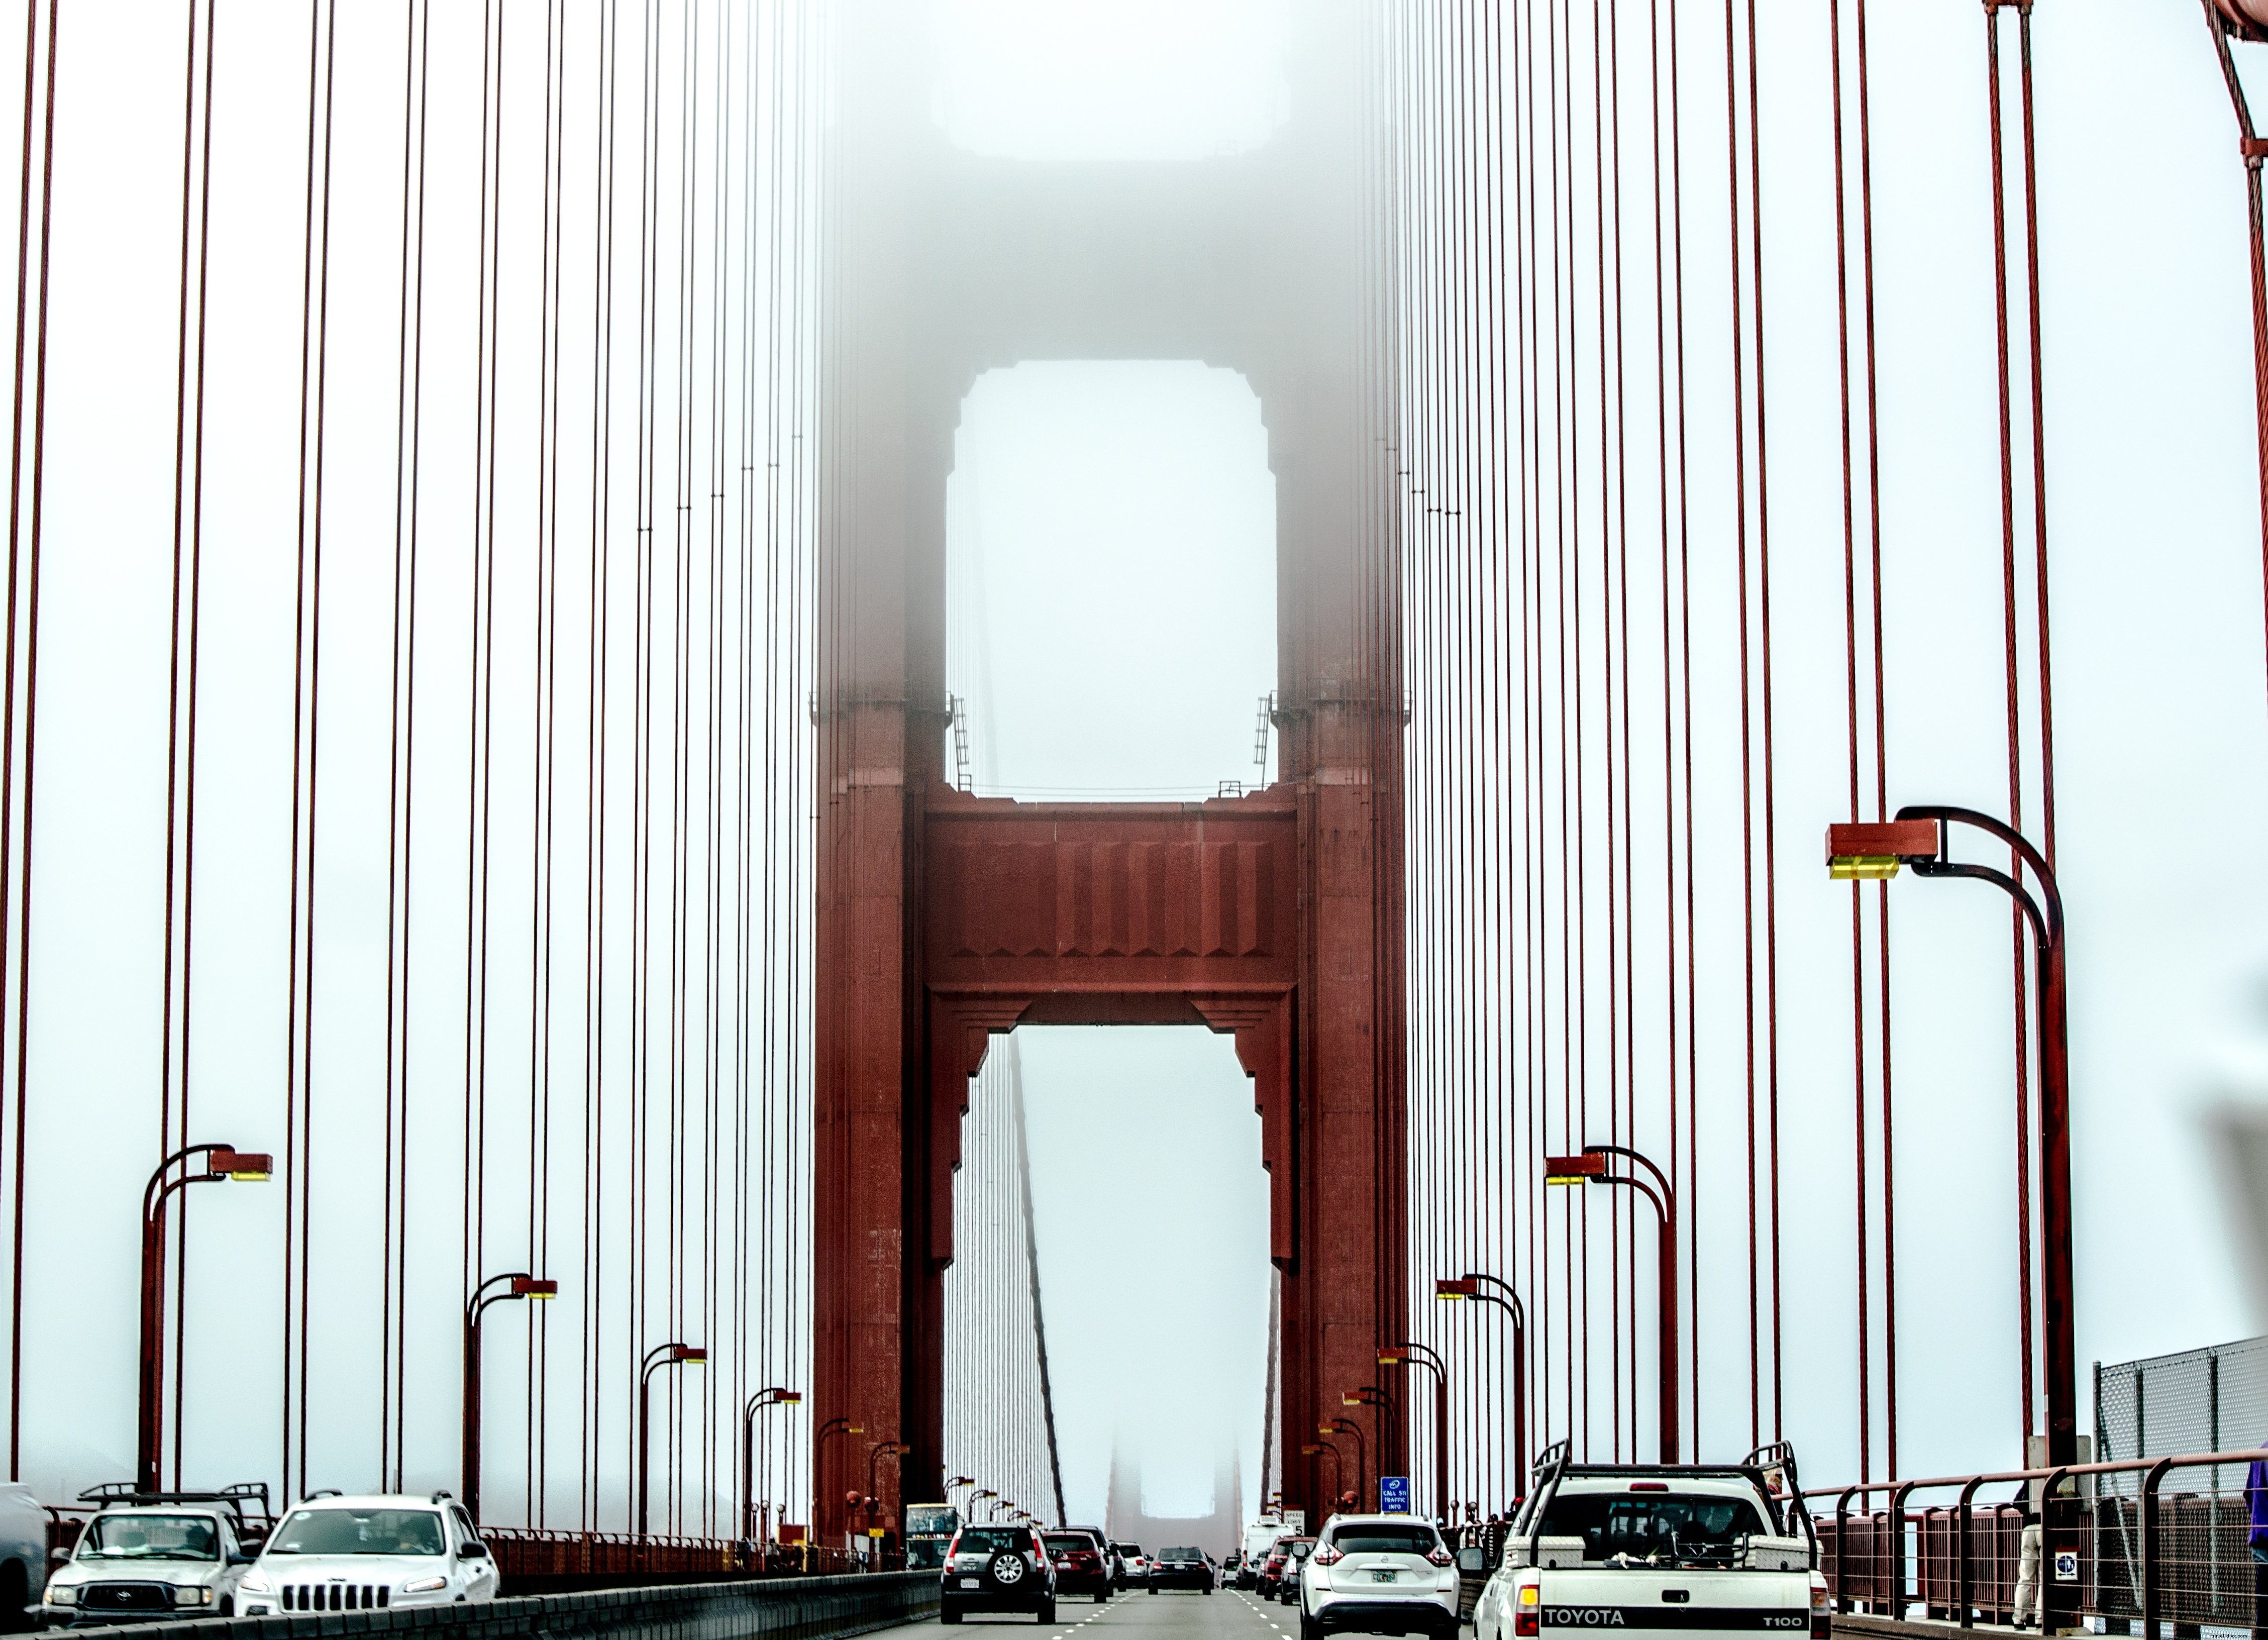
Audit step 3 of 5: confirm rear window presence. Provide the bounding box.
[956,1527,1030,1554]
[1045,1534,1097,1553]
[1159,1547,1202,1562]
[1536,1493,1770,1567]
[1328,1524,1440,1556]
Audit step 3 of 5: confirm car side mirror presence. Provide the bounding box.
[47,1548,67,1565]
[229,1551,257,1566]
[459,1541,489,1560]
[1456,1547,1485,1573]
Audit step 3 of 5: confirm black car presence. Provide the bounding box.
[940,1523,1057,1625]
[1045,1530,1113,1602]
[1148,1545,1214,1594]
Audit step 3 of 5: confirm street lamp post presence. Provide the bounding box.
[1343,1386,1396,1504]
[462,1273,559,1522]
[970,1488,996,1521]
[637,1342,706,1539]
[1546,1146,1678,1462]
[867,1439,910,1552]
[139,1143,271,1494]
[1321,1419,1366,1509]
[815,1417,864,1537]
[1435,1274,1529,1488]
[742,1387,801,1540]
[1825,809,2077,1629]
[1379,1344,1449,1522]
[1300,1442,1342,1508]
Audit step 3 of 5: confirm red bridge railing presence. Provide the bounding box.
[1809,1449,2267,1632]
[480,1527,880,1591]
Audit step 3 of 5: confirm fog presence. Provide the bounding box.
[0,0,2260,1546]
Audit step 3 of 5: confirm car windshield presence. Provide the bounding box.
[1329,1524,1440,1556]
[1536,1493,1770,1567]
[79,1514,219,1562]
[267,1508,446,1557]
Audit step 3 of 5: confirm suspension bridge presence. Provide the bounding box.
[0,2,2253,1637]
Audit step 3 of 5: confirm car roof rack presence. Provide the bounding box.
[302,1489,343,1500]
[1513,1442,1816,1558]
[77,1483,272,1522]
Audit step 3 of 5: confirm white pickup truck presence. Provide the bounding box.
[1472,1444,1828,1640]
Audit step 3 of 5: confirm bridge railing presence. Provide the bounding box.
[480,1527,881,1593]
[1808,1448,2267,1632]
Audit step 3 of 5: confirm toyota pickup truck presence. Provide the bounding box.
[1472,1443,1827,1640]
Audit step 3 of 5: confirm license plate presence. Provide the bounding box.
[960,1579,979,1589]
[1370,1571,1397,1584]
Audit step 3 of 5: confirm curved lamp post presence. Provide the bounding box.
[1545,1144,1678,1462]
[1300,1441,1343,1506]
[1434,1273,1529,1489]
[1378,1344,1448,1522]
[462,1273,559,1521]
[1826,809,2075,1630]
[1321,1418,1366,1510]
[1343,1386,1397,1505]
[742,1386,801,1539]
[867,1440,910,1550]
[140,1143,270,1493]
[637,1342,706,1538]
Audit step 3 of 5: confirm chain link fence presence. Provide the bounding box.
[2096,1335,2268,1497]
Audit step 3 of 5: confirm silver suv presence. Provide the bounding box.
[1296,1515,1459,1640]
[234,1494,497,1615]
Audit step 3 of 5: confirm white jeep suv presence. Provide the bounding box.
[235,1494,499,1615]
[1296,1515,1459,1640]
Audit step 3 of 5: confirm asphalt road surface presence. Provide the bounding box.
[904,1587,1312,1640]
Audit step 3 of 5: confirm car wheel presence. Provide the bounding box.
[218,1597,234,1619]
[1094,1588,1108,1604]
[941,1605,963,1625]
[1038,1597,1056,1624]
[1299,1614,1318,1640]
[1203,1584,1213,1596]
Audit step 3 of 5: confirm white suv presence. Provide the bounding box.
[235,1494,499,1615]
[1296,1515,1459,1640]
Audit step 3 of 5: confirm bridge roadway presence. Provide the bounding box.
[918,1586,1293,1640]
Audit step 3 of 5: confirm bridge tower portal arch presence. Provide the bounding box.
[813,1,1406,1543]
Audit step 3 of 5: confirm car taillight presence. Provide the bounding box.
[1311,1547,1343,1567]
[1426,1548,1453,1567]
[1514,1586,1541,1638]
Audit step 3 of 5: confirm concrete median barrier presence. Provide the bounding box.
[46,1569,939,1640]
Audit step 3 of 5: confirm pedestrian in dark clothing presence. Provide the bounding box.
[2248,1449,2268,1640]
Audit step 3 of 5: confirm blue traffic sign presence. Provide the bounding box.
[1379,1475,1411,1514]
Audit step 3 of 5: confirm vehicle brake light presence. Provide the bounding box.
[1515,1584,1541,1638]
[1312,1547,1343,1566]
[1426,1548,1454,1567]
[1629,1482,1669,1492]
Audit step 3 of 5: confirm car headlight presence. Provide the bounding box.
[403,1578,448,1594]
[173,1586,212,1606]
[238,1575,272,1595]
[44,1584,75,1606]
